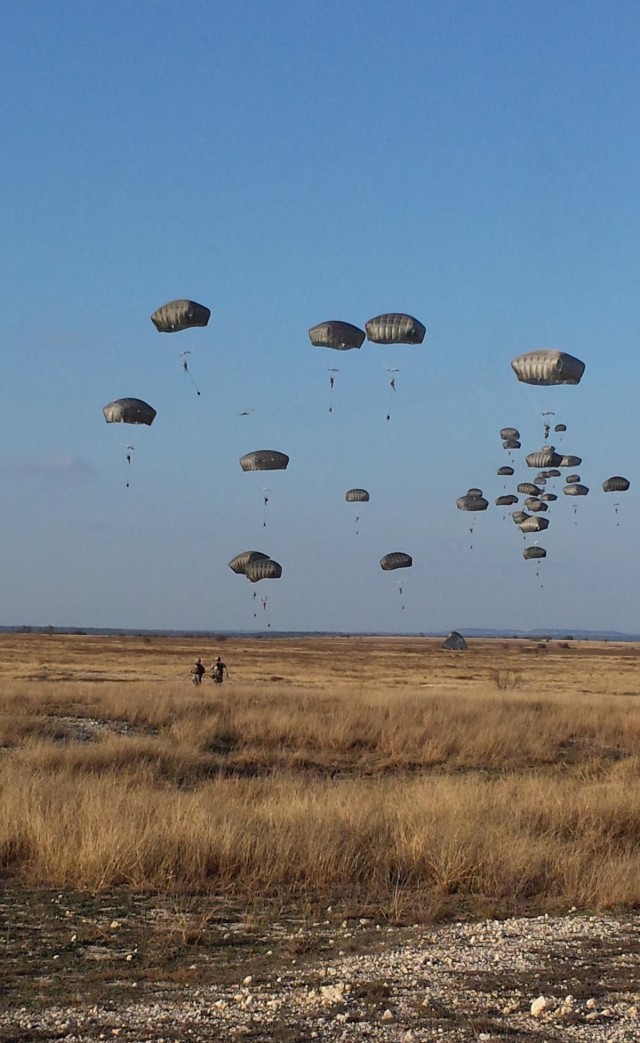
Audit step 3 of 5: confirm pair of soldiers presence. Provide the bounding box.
[191,656,228,685]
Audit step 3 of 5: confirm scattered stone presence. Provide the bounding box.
[531,995,548,1016]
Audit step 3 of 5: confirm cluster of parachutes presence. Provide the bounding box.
[456,348,631,579]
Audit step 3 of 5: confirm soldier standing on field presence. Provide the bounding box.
[211,656,228,685]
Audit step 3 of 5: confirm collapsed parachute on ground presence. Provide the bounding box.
[496,494,519,506]
[603,476,630,493]
[564,484,589,496]
[365,314,426,344]
[523,546,547,560]
[151,300,211,332]
[500,427,520,441]
[519,516,550,533]
[345,488,370,502]
[240,450,290,471]
[497,466,514,477]
[103,398,157,425]
[441,631,468,650]
[244,558,283,582]
[308,321,365,350]
[511,349,585,386]
[229,551,269,576]
[380,552,412,571]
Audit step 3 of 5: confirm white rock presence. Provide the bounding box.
[110,920,121,929]
[586,998,597,1009]
[531,995,548,1016]
[243,976,253,986]
[382,1008,394,1021]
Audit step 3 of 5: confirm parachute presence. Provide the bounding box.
[547,469,561,478]
[517,483,541,496]
[502,439,521,450]
[244,558,283,582]
[345,488,370,502]
[518,516,550,533]
[456,494,489,510]
[526,448,562,469]
[365,314,426,344]
[558,455,582,468]
[308,321,365,350]
[150,300,210,332]
[380,552,412,571]
[603,476,630,493]
[565,474,581,484]
[103,398,157,426]
[496,494,519,506]
[511,349,585,386]
[563,484,589,496]
[497,466,514,477]
[511,511,529,525]
[228,551,269,576]
[540,493,558,502]
[441,631,468,650]
[523,546,547,560]
[239,450,289,471]
[554,423,567,432]
[500,427,520,441]
[524,498,548,512]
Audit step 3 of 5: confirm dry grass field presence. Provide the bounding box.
[2,631,640,1033]
[1,631,640,918]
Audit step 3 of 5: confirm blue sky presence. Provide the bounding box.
[2,0,639,632]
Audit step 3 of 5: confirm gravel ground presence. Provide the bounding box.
[2,911,639,1041]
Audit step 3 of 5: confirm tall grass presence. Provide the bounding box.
[2,659,640,917]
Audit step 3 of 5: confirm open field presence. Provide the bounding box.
[1,632,640,1038]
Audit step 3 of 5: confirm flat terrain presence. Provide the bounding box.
[1,632,639,1039]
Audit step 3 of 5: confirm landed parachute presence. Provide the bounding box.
[511,349,585,386]
[380,552,412,571]
[365,313,425,344]
[151,299,210,332]
[240,450,289,471]
[308,321,365,350]
[103,398,157,425]
[244,558,282,582]
[229,551,269,576]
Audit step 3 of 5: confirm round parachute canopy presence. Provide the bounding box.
[228,551,269,576]
[380,552,413,571]
[526,448,562,469]
[518,483,541,496]
[563,484,589,496]
[496,494,519,506]
[565,474,581,484]
[308,320,365,350]
[345,488,370,502]
[365,313,426,344]
[502,439,521,450]
[497,466,514,476]
[466,488,484,498]
[519,515,550,533]
[540,493,558,502]
[244,558,283,583]
[511,511,529,525]
[534,471,549,483]
[558,455,582,468]
[524,498,548,512]
[457,495,489,511]
[547,468,562,478]
[240,450,289,472]
[151,299,210,332]
[500,427,520,441]
[523,546,547,560]
[103,398,157,426]
[603,476,630,493]
[554,423,567,432]
[511,349,585,386]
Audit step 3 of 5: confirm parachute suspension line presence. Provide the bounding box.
[327,369,338,414]
[124,446,134,489]
[179,352,202,396]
